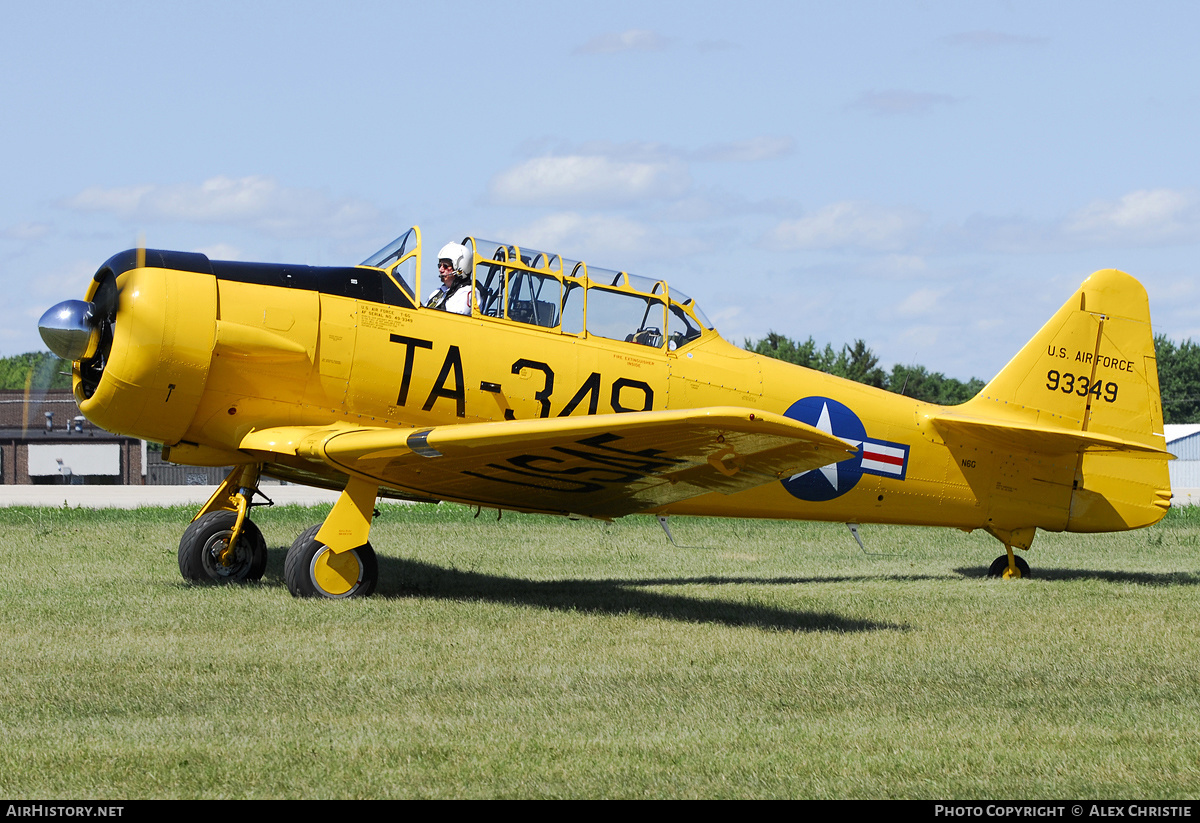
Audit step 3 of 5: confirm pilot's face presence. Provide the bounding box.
[438,260,455,285]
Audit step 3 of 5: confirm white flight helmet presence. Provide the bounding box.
[437,242,471,276]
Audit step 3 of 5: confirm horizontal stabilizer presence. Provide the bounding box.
[931,411,1174,458]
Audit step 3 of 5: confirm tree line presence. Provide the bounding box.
[3,336,1200,422]
[742,332,986,406]
[744,332,1200,423]
[1153,335,1200,424]
[0,351,71,392]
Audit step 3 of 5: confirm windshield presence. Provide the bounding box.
[360,228,418,302]
[669,287,713,329]
[361,229,416,269]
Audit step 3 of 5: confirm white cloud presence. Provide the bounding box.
[489,155,690,207]
[491,138,791,212]
[62,176,385,239]
[1064,188,1200,244]
[692,136,794,163]
[25,259,96,301]
[948,213,1054,254]
[67,184,155,215]
[764,202,926,252]
[943,189,1200,254]
[19,260,97,354]
[1159,277,1200,303]
[851,89,960,116]
[895,287,948,318]
[893,324,947,365]
[575,29,669,54]
[652,194,728,222]
[192,242,243,261]
[506,212,692,262]
[146,176,277,222]
[1,222,52,240]
[869,255,928,276]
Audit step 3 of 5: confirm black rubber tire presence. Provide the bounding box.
[987,554,1031,579]
[283,524,378,599]
[178,510,268,584]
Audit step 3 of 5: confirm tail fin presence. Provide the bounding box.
[959,269,1171,531]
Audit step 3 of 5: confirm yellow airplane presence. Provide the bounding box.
[37,226,1172,597]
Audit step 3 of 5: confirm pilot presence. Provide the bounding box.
[426,242,474,315]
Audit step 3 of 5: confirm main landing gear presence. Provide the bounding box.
[178,510,268,583]
[178,466,269,584]
[177,466,381,599]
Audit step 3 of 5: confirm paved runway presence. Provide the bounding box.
[0,485,343,508]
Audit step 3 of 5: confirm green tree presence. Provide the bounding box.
[1155,334,1200,423]
[744,332,822,368]
[744,333,885,387]
[834,339,886,388]
[887,363,985,405]
[0,351,72,391]
[746,332,983,404]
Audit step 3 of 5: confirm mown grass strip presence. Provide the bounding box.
[1,504,1198,798]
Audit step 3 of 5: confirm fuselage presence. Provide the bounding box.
[65,246,1049,537]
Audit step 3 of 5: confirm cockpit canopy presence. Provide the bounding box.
[361,227,713,350]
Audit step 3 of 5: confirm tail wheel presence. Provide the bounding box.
[284,524,378,599]
[178,510,268,584]
[987,554,1031,579]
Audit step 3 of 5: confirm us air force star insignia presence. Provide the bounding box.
[780,396,910,502]
[798,400,863,492]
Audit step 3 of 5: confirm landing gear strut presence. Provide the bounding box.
[178,464,269,585]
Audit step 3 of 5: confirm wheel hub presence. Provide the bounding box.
[309,548,363,597]
[203,532,250,578]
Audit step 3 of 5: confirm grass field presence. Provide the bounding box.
[2,502,1199,799]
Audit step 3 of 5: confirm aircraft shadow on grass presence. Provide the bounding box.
[258,549,908,633]
[953,565,1200,585]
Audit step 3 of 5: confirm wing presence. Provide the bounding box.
[239,406,856,517]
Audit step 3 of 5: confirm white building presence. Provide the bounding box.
[1164,424,1200,506]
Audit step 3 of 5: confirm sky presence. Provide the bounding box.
[3,0,1199,382]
